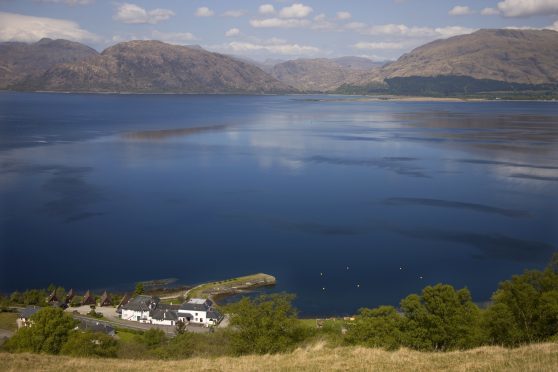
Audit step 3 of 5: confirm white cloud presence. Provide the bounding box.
[279,3,313,18]
[114,3,174,24]
[548,20,558,30]
[353,41,405,50]
[449,5,473,15]
[250,17,311,28]
[497,0,558,17]
[435,26,476,38]
[336,11,352,20]
[195,7,214,17]
[222,10,245,17]
[151,30,195,44]
[225,28,240,37]
[356,23,474,38]
[259,4,276,15]
[311,14,337,30]
[227,40,319,55]
[0,11,99,42]
[345,21,366,30]
[481,7,500,15]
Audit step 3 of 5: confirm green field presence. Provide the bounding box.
[0,313,17,332]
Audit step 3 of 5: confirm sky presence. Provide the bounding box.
[0,0,558,61]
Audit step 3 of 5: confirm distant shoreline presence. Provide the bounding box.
[1,90,557,102]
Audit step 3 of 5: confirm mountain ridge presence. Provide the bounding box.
[3,29,558,95]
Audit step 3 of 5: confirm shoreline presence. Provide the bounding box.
[1,90,557,102]
[156,273,276,306]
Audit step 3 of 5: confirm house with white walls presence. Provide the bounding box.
[177,298,223,326]
[120,295,160,323]
[120,295,222,327]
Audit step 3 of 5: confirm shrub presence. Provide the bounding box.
[4,307,77,354]
[224,293,307,355]
[61,331,118,358]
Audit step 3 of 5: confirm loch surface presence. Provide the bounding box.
[1,93,557,316]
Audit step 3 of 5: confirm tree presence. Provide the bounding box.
[4,307,77,354]
[224,293,306,355]
[175,320,186,335]
[134,283,144,295]
[484,254,558,345]
[345,306,404,350]
[399,284,483,351]
[9,291,23,305]
[60,331,118,358]
[22,289,46,306]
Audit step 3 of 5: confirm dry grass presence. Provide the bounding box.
[1,342,558,371]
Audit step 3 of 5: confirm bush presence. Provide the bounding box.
[399,285,484,351]
[142,329,166,348]
[88,309,103,319]
[345,306,404,350]
[61,331,118,358]
[224,293,308,355]
[484,254,558,345]
[4,307,77,354]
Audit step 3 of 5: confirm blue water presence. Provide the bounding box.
[1,92,557,316]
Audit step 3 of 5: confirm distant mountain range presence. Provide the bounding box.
[1,29,557,95]
[338,29,558,96]
[0,38,97,89]
[269,57,384,92]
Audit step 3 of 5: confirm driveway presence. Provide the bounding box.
[0,330,13,345]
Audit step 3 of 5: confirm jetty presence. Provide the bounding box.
[160,273,276,304]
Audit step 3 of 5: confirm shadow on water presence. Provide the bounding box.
[383,197,532,218]
[122,125,230,141]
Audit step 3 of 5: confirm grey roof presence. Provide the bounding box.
[151,308,178,321]
[19,306,41,319]
[179,299,212,312]
[78,319,115,335]
[207,310,223,320]
[121,295,159,312]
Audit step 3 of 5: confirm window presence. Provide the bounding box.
[195,313,198,316]
[200,318,204,322]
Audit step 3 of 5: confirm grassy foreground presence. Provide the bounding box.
[1,342,557,371]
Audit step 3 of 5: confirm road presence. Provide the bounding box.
[71,314,211,336]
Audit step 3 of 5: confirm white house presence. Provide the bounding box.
[177,298,223,326]
[120,295,167,324]
[120,295,221,327]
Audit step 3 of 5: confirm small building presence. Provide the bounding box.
[116,293,131,314]
[65,288,75,303]
[178,298,223,326]
[151,304,179,326]
[77,319,116,336]
[17,306,41,328]
[99,291,112,307]
[81,290,95,306]
[120,295,159,323]
[46,290,58,303]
